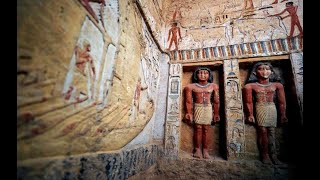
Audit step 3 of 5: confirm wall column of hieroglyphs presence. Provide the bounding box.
[164,63,182,159]
[223,59,246,160]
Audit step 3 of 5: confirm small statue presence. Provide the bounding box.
[184,67,220,159]
[243,62,288,165]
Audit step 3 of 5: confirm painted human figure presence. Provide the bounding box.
[184,67,220,159]
[269,1,303,38]
[72,40,96,103]
[75,40,96,79]
[134,77,148,112]
[243,62,288,165]
[167,22,181,51]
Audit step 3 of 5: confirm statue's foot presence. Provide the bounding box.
[203,149,212,159]
[261,154,272,165]
[193,148,201,158]
[270,154,282,165]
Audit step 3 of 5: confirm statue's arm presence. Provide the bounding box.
[243,84,255,123]
[184,86,193,123]
[276,83,288,123]
[213,84,220,122]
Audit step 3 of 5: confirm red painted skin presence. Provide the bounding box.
[184,68,220,159]
[243,63,288,165]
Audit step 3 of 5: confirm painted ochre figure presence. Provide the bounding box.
[243,62,288,165]
[184,67,220,159]
[167,22,181,51]
[269,1,303,38]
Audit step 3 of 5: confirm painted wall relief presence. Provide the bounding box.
[79,0,106,29]
[163,0,303,49]
[137,0,166,49]
[166,22,182,51]
[223,59,245,159]
[63,17,104,106]
[97,44,117,109]
[268,1,303,38]
[164,63,182,158]
[79,0,119,44]
[128,21,161,124]
[140,23,161,102]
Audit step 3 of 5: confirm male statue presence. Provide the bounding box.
[243,62,288,165]
[184,67,220,159]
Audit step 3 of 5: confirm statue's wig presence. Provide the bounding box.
[192,67,213,83]
[247,62,282,83]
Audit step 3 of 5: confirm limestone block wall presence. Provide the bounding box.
[17,0,167,162]
[17,144,162,180]
[162,0,303,50]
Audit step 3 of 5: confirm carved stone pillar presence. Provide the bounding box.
[223,59,245,160]
[164,63,182,159]
[290,52,303,124]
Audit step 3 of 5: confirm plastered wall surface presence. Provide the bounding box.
[17,0,167,161]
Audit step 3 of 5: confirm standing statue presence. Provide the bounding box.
[243,62,288,165]
[184,67,220,159]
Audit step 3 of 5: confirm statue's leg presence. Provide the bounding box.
[202,125,212,159]
[268,127,282,164]
[258,126,272,164]
[193,124,202,158]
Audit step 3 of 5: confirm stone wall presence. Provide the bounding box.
[17,0,167,161]
[17,144,163,180]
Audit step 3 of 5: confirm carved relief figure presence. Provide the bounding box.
[167,22,182,51]
[243,62,288,165]
[184,67,220,159]
[64,40,96,103]
[269,1,303,38]
[134,77,148,112]
[75,40,96,78]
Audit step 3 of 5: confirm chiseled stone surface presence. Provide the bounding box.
[17,144,163,180]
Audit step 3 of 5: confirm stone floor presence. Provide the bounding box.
[128,151,295,180]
